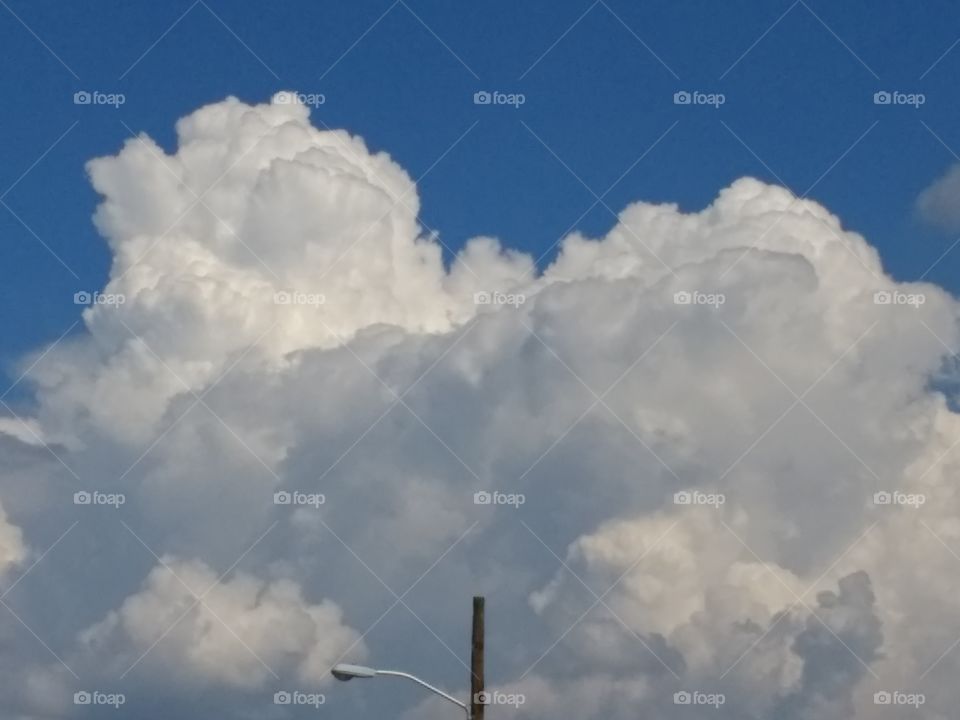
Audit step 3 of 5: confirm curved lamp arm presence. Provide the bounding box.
[374,670,471,718]
[331,663,471,719]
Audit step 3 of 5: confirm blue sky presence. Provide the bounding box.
[1,0,959,380]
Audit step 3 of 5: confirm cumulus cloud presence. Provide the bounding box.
[78,557,363,688]
[917,163,960,231]
[498,570,881,720]
[775,571,882,720]
[1,93,959,719]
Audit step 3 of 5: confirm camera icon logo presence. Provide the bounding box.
[74,491,92,505]
[274,691,292,704]
[673,491,692,505]
[474,491,492,505]
[474,291,491,305]
[673,91,691,105]
[673,691,691,705]
[874,691,891,705]
[873,91,892,105]
[673,291,692,305]
[73,91,91,105]
[873,290,892,305]
[74,291,92,305]
[474,692,491,705]
[273,291,292,305]
[274,491,292,505]
[474,91,492,105]
[873,491,892,505]
[74,691,92,705]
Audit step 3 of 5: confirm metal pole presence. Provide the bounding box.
[471,596,485,720]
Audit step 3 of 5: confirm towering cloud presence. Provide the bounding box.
[1,93,958,719]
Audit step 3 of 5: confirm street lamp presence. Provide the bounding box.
[331,663,471,718]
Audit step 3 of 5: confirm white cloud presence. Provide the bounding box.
[79,556,364,689]
[917,163,960,230]
[0,499,25,577]
[1,94,959,718]
[0,417,46,446]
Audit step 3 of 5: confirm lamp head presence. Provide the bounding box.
[332,663,377,681]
